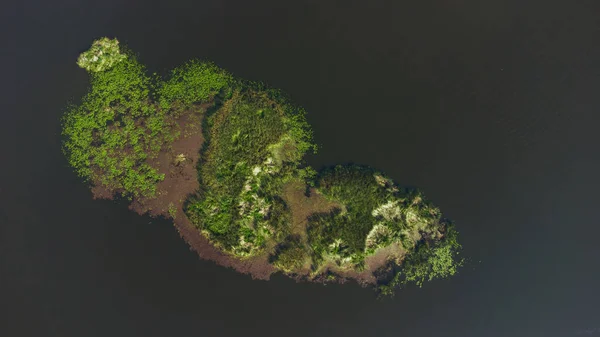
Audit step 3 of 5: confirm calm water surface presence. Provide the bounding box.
[4,0,600,336]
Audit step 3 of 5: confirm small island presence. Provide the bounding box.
[63,38,463,295]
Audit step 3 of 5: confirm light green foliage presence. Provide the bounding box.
[376,271,403,298]
[63,53,173,198]
[168,202,177,219]
[401,224,463,286]
[64,41,234,199]
[64,38,463,293]
[307,165,448,272]
[185,88,315,257]
[77,37,126,72]
[158,60,232,110]
[377,225,463,297]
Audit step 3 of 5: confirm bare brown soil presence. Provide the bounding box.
[89,107,403,285]
[279,181,401,285]
[93,107,274,280]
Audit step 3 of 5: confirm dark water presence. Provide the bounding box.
[4,0,600,336]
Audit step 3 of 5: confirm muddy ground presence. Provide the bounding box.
[91,107,394,284]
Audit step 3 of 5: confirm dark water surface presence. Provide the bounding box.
[4,0,600,336]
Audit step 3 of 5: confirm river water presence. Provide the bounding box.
[4,0,600,336]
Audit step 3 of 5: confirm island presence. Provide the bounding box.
[62,38,463,296]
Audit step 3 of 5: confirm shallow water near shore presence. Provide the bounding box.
[4,0,600,336]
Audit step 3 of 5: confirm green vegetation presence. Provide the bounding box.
[184,87,315,257]
[63,49,171,198]
[63,37,463,295]
[158,60,232,111]
[308,166,397,267]
[306,165,445,270]
[377,224,464,297]
[77,37,127,72]
[401,224,463,285]
[168,202,177,219]
[270,235,309,273]
[63,38,233,199]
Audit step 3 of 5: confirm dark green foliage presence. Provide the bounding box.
[77,37,126,72]
[270,235,308,273]
[307,165,459,285]
[376,271,403,298]
[64,38,463,292]
[185,89,315,256]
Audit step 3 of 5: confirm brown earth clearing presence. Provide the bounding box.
[93,106,275,279]
[90,107,404,284]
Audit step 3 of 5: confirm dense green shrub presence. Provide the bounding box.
[158,60,233,110]
[64,39,233,199]
[401,224,463,286]
[307,166,400,267]
[271,235,308,273]
[63,49,170,198]
[307,165,449,272]
[185,88,315,257]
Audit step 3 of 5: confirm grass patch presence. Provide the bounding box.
[63,51,172,198]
